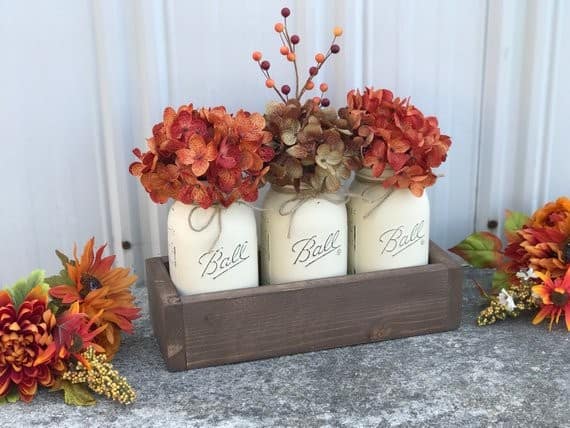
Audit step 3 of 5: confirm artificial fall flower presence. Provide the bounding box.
[531,267,570,331]
[516,267,539,281]
[498,289,516,312]
[176,135,218,176]
[505,197,570,278]
[530,196,570,230]
[345,87,451,196]
[0,282,64,402]
[131,104,275,208]
[49,238,140,358]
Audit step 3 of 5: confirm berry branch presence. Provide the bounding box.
[252,7,342,107]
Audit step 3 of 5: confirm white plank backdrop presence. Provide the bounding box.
[0,0,568,287]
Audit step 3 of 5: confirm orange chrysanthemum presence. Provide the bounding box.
[345,87,451,196]
[130,104,275,208]
[49,238,140,359]
[505,197,570,278]
[532,267,570,331]
[0,286,64,402]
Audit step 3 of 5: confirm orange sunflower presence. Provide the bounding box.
[532,267,570,331]
[49,238,140,358]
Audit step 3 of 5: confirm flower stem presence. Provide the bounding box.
[282,20,299,99]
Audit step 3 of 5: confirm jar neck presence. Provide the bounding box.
[355,167,393,183]
[271,183,338,195]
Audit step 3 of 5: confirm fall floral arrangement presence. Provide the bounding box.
[130,105,275,208]
[450,197,570,330]
[342,88,452,196]
[0,238,140,405]
[252,7,451,196]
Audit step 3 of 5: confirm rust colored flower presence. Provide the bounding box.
[344,87,451,196]
[131,104,275,208]
[176,135,218,176]
[49,238,140,359]
[532,267,570,330]
[530,197,570,232]
[0,282,64,402]
[505,197,570,278]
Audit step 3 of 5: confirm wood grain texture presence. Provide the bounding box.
[146,241,463,371]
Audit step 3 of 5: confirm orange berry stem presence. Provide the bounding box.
[257,64,286,103]
[281,21,300,98]
[297,41,337,101]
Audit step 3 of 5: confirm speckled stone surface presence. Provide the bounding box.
[2,269,569,427]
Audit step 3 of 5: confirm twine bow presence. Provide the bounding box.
[275,186,349,238]
[187,202,265,251]
[188,205,222,251]
[354,174,394,219]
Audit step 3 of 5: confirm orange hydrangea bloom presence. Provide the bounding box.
[345,87,451,196]
[49,238,140,358]
[130,104,274,208]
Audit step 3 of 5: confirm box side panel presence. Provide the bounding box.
[183,267,454,369]
[429,242,464,329]
[146,257,186,371]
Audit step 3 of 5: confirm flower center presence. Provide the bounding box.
[80,274,102,292]
[551,290,568,307]
[0,331,34,368]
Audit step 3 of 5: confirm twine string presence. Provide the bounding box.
[274,186,349,238]
[188,205,222,252]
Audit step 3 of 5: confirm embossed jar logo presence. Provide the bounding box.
[291,230,341,267]
[378,220,426,257]
[199,241,250,279]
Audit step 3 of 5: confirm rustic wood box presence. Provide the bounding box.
[146,241,462,371]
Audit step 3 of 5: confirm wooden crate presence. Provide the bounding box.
[146,241,463,371]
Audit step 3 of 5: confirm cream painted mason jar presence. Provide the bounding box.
[260,185,347,285]
[348,168,430,273]
[167,201,259,296]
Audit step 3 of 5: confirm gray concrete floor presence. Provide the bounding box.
[2,269,569,427]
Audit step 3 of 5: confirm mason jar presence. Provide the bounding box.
[260,185,348,285]
[347,168,430,273]
[167,201,259,295]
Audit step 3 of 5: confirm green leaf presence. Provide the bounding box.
[55,250,71,267]
[45,271,74,287]
[449,232,504,268]
[491,270,512,291]
[0,387,20,404]
[9,270,48,310]
[504,210,529,239]
[52,380,96,407]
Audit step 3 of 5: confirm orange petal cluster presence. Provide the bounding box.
[345,88,452,196]
[505,197,570,278]
[130,104,275,208]
[532,267,570,331]
[49,238,140,358]
[0,287,64,402]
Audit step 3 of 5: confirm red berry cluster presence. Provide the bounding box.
[251,7,342,106]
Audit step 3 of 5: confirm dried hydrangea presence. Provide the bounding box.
[264,99,358,192]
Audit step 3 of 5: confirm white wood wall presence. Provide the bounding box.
[1,0,568,286]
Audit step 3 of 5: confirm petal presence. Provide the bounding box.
[176,148,195,165]
[192,159,210,177]
[532,306,552,325]
[0,290,13,307]
[205,142,218,162]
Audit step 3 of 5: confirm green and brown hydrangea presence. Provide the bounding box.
[264,99,360,192]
